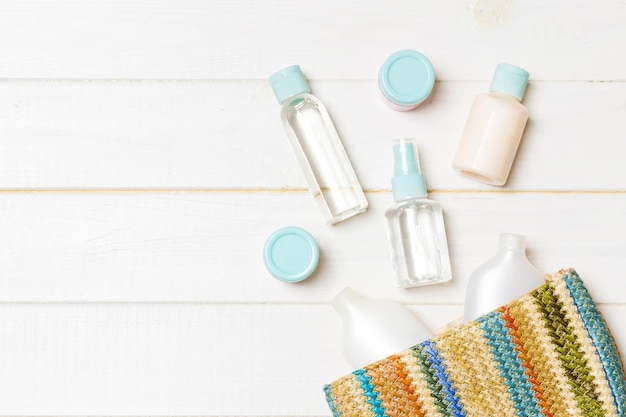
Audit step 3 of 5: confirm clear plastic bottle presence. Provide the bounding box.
[452,63,530,186]
[332,287,432,369]
[384,138,452,288]
[269,65,368,224]
[463,233,544,322]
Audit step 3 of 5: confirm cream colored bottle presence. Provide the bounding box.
[453,64,530,186]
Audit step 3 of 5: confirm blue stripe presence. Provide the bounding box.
[353,369,386,417]
[562,270,626,417]
[323,384,341,417]
[421,340,466,417]
[478,311,544,417]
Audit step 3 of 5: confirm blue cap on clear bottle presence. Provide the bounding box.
[269,65,311,104]
[267,65,369,224]
[385,138,452,288]
[391,138,427,202]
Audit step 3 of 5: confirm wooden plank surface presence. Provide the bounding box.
[0,80,624,190]
[0,304,459,415]
[1,1,626,80]
[0,192,623,304]
[0,302,621,416]
[0,0,624,415]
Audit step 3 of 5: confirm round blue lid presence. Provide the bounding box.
[379,50,435,106]
[263,226,319,283]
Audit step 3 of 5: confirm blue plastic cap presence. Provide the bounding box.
[379,50,435,107]
[269,65,311,105]
[489,63,529,101]
[391,138,427,202]
[263,226,319,283]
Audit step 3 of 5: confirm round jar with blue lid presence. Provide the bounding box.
[263,226,319,283]
[378,50,435,111]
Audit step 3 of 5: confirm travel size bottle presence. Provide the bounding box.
[269,65,368,224]
[332,287,432,369]
[385,138,452,288]
[453,63,530,186]
[463,233,544,322]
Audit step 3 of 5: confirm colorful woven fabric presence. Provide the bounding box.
[324,269,626,417]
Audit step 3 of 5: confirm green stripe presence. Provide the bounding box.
[562,269,626,416]
[532,285,605,417]
[411,344,452,417]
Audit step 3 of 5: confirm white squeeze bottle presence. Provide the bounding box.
[463,233,544,322]
[453,63,530,186]
[332,287,432,369]
[269,65,368,224]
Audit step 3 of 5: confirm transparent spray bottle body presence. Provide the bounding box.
[463,233,544,322]
[332,287,432,369]
[385,197,451,287]
[270,66,367,224]
[384,138,451,288]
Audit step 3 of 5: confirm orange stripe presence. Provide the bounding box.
[389,354,426,417]
[500,306,554,417]
[366,356,425,417]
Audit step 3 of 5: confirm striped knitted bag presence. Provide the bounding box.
[324,268,625,417]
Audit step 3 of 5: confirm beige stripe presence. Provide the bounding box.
[398,348,445,417]
[547,270,620,417]
[329,374,376,417]
[434,321,517,417]
[365,357,423,417]
[510,294,582,417]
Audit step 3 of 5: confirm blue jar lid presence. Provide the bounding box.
[263,226,319,283]
[379,50,435,107]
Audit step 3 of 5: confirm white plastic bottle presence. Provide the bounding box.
[384,138,452,288]
[269,65,368,224]
[332,287,432,369]
[463,233,544,322]
[453,63,530,186]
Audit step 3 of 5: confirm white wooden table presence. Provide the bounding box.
[0,1,625,415]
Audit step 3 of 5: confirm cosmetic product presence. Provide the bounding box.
[263,226,319,283]
[332,287,432,369]
[453,63,530,186]
[378,50,435,111]
[463,233,544,322]
[385,138,452,288]
[269,65,368,224]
